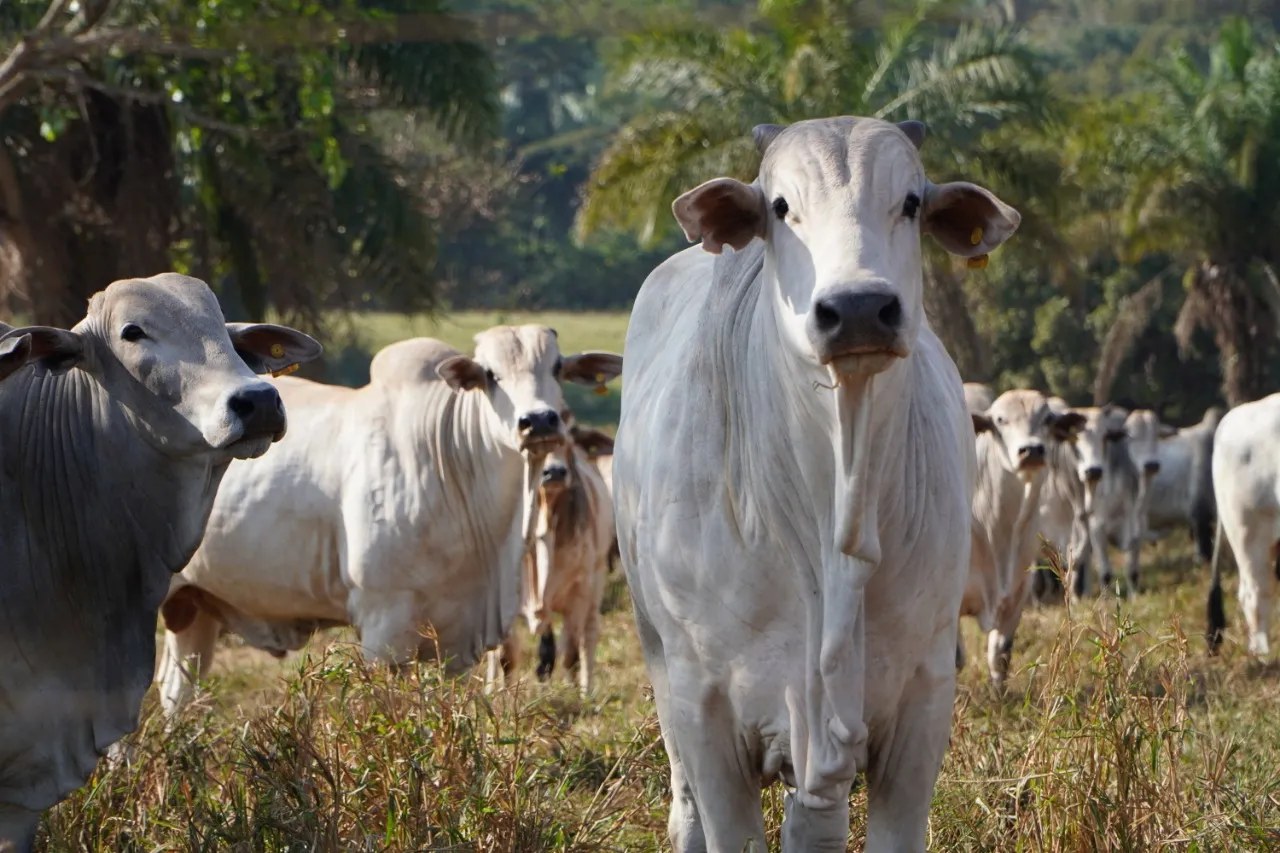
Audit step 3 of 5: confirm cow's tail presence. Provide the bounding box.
[1206,514,1226,655]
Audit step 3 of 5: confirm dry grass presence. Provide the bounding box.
[38,536,1280,852]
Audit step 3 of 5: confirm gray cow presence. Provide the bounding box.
[0,274,321,851]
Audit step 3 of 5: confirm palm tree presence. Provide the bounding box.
[574,0,1058,375]
[1112,18,1280,405]
[577,0,1055,243]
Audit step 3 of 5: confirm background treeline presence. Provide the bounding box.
[3,0,1280,420]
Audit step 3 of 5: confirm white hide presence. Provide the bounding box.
[1211,396,1280,655]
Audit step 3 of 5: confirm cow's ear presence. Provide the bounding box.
[1159,423,1178,439]
[227,323,323,376]
[437,355,487,391]
[561,352,623,388]
[3,326,85,374]
[672,177,767,255]
[1047,410,1086,441]
[922,181,1021,259]
[971,412,995,435]
[0,333,31,382]
[572,426,616,456]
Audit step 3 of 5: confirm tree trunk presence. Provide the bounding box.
[924,261,991,382]
[1199,262,1268,406]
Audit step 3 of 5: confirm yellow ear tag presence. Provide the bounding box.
[966,254,990,270]
[593,384,609,396]
[970,227,983,246]
[271,363,301,378]
[269,343,286,359]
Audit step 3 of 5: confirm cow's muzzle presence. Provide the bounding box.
[1016,443,1046,470]
[542,462,570,486]
[1083,465,1104,484]
[519,409,563,451]
[1143,460,1161,476]
[808,289,909,368]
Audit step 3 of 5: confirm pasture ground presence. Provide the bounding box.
[40,535,1280,851]
[34,312,1280,851]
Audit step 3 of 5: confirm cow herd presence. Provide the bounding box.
[0,115,1276,853]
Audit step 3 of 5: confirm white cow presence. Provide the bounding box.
[1133,406,1222,566]
[1209,396,1280,655]
[494,415,616,694]
[966,390,1083,683]
[157,327,622,715]
[615,116,1020,851]
[1030,395,1094,603]
[0,275,321,851]
[1067,405,1147,596]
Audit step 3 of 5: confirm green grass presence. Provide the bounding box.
[38,536,1280,851]
[322,310,632,428]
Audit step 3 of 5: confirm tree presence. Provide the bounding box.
[1108,18,1280,405]
[0,0,498,328]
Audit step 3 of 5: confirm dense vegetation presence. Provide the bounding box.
[5,0,1280,413]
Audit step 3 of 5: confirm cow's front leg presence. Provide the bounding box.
[1123,535,1143,598]
[863,651,956,853]
[666,676,766,853]
[1088,515,1115,596]
[0,807,38,853]
[352,591,423,669]
[781,789,850,852]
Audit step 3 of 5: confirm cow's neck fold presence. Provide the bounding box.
[410,383,529,658]
[0,369,225,770]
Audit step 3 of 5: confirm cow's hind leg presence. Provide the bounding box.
[864,662,955,853]
[536,626,557,680]
[1235,531,1277,656]
[157,609,221,717]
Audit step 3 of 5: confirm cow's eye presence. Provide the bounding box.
[553,358,563,378]
[772,197,789,220]
[485,368,498,385]
[996,416,1006,426]
[120,324,147,342]
[902,192,921,220]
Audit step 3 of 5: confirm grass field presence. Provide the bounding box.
[37,532,1280,852]
[323,310,633,428]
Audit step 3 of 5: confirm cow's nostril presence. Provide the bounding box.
[229,394,255,419]
[518,415,533,431]
[546,410,561,430]
[813,299,841,332]
[878,296,903,330]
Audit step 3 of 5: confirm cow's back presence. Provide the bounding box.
[1214,397,1280,518]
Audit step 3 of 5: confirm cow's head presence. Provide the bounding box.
[0,273,322,460]
[672,116,1020,380]
[972,389,1085,481]
[1123,409,1174,480]
[542,411,616,498]
[1070,405,1130,506]
[436,325,622,455]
